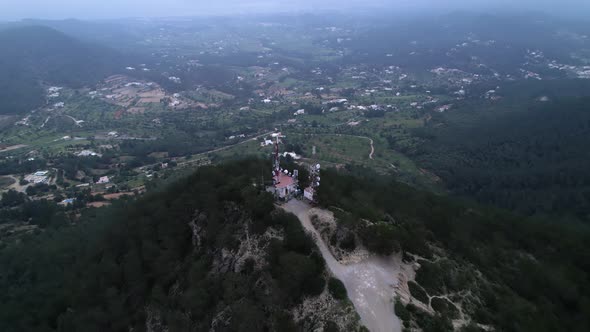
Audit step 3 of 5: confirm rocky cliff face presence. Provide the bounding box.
[307,201,491,331]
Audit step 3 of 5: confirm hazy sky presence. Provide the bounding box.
[1,0,589,20]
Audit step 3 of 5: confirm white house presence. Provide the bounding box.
[283,152,301,160]
[97,176,110,184]
[77,150,102,157]
[261,139,274,147]
[304,187,315,201]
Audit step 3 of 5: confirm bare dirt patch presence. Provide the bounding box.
[0,144,28,153]
[283,200,406,332]
[0,176,16,189]
[87,201,111,208]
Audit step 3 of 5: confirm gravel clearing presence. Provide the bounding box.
[283,199,403,332]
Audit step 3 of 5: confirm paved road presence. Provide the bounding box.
[282,200,402,332]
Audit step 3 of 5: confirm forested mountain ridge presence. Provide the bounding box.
[0,159,360,332]
[7,19,140,49]
[0,26,123,114]
[2,159,589,331]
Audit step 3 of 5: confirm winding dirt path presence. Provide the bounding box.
[282,200,402,332]
[65,115,83,127]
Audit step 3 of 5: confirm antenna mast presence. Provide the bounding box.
[273,135,281,180]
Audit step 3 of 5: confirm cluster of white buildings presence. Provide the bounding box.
[96,176,110,184]
[47,86,63,98]
[547,61,590,79]
[24,171,49,184]
[168,76,182,84]
[227,134,246,140]
[77,150,102,157]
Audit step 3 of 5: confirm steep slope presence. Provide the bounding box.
[0,26,123,114]
[317,167,590,332]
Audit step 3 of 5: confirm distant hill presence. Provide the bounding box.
[14,19,141,49]
[343,12,587,72]
[409,81,590,222]
[0,26,123,114]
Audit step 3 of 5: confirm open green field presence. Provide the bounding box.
[282,131,440,191]
[0,134,90,156]
[210,139,269,161]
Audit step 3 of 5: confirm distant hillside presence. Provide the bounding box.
[0,26,123,114]
[15,19,141,49]
[408,81,590,222]
[343,12,587,72]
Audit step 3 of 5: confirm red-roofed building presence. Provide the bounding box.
[267,133,299,200]
[273,172,297,199]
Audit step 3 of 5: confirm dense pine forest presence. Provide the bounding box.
[406,81,590,222]
[0,160,351,332]
[0,26,123,114]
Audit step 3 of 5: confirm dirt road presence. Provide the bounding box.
[182,131,273,161]
[136,131,273,171]
[311,134,375,160]
[0,144,28,153]
[282,200,402,332]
